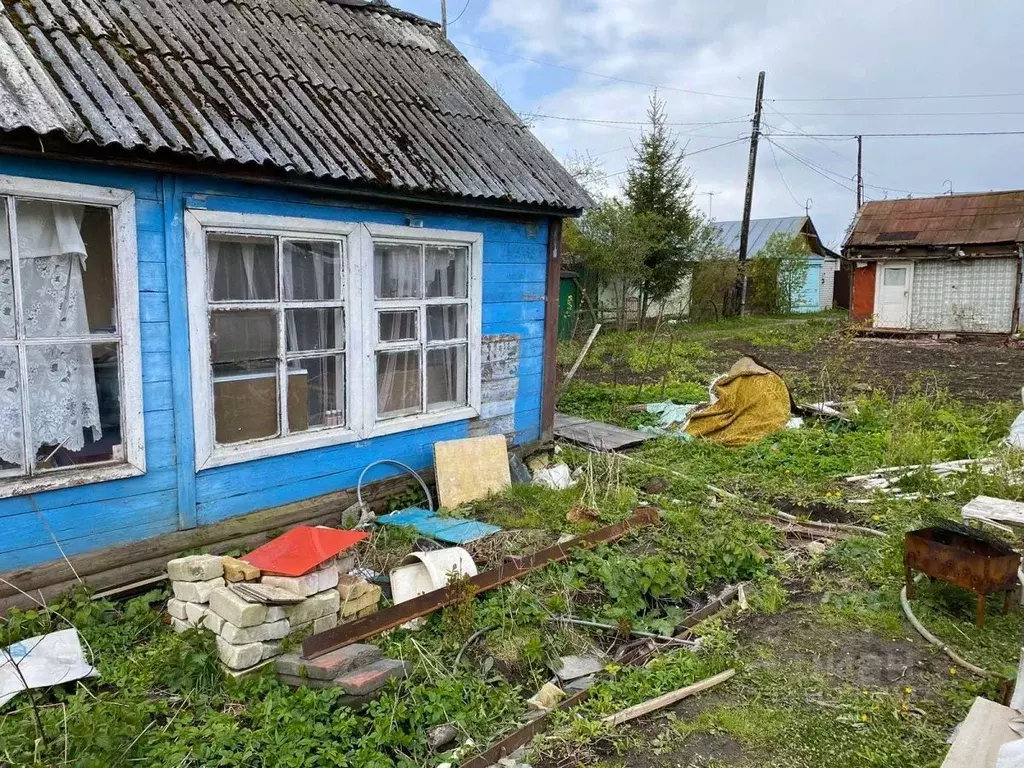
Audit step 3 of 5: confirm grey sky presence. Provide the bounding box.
[404,0,1024,246]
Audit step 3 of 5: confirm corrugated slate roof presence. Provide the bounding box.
[845,191,1024,249]
[715,216,809,255]
[0,0,591,212]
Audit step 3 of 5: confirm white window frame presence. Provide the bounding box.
[185,210,362,470]
[185,213,484,469]
[0,175,145,498]
[359,223,483,439]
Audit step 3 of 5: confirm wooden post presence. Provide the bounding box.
[856,135,864,210]
[541,218,563,439]
[738,71,766,317]
[440,0,447,37]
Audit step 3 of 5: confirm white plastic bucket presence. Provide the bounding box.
[389,547,477,606]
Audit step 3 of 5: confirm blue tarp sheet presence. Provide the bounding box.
[375,507,501,544]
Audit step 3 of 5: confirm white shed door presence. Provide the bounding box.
[911,258,1017,333]
[876,262,913,328]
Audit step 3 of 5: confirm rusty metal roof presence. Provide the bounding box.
[845,191,1024,249]
[0,0,591,212]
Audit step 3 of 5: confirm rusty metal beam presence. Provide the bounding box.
[460,689,591,768]
[302,507,660,659]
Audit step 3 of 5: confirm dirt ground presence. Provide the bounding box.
[727,334,1024,405]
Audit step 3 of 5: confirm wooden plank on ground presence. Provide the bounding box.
[963,496,1024,528]
[941,696,1019,768]
[434,435,511,508]
[554,412,654,452]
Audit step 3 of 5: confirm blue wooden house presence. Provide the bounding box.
[0,0,589,606]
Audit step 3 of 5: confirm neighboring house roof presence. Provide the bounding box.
[0,0,591,212]
[714,216,837,259]
[845,191,1024,249]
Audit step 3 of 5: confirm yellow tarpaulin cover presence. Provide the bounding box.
[685,357,792,447]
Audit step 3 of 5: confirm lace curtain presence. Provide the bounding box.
[0,202,100,467]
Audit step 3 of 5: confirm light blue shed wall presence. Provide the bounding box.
[0,155,550,570]
[793,256,824,313]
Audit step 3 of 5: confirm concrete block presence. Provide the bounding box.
[224,657,275,681]
[167,555,224,582]
[172,577,225,604]
[222,557,261,583]
[170,617,191,634]
[356,605,378,620]
[275,675,383,708]
[220,619,291,645]
[209,587,268,628]
[337,575,372,601]
[336,659,410,695]
[337,555,355,574]
[276,644,382,681]
[266,606,287,622]
[313,614,338,634]
[184,602,208,627]
[261,572,321,598]
[283,590,340,625]
[203,612,226,634]
[340,586,381,618]
[262,641,283,661]
[167,598,188,621]
[216,637,265,671]
[317,565,339,592]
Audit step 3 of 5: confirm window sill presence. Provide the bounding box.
[365,405,479,440]
[0,462,145,500]
[200,427,363,470]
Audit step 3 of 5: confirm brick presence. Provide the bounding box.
[275,675,383,707]
[167,598,188,621]
[222,557,261,583]
[337,575,372,601]
[356,604,378,620]
[224,658,275,681]
[262,641,283,661]
[209,587,268,628]
[335,659,410,695]
[317,565,339,592]
[203,612,226,634]
[261,572,322,598]
[170,617,191,634]
[171,577,224,604]
[340,586,381,618]
[283,590,340,625]
[336,555,355,574]
[313,614,338,634]
[275,644,382,681]
[167,555,224,582]
[184,602,208,627]
[216,637,264,671]
[220,618,291,644]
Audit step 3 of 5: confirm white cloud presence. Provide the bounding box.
[470,0,1024,244]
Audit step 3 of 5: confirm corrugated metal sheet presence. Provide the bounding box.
[715,216,809,256]
[846,192,1024,249]
[0,0,591,212]
[911,258,1018,333]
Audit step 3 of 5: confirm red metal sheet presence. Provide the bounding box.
[243,526,368,577]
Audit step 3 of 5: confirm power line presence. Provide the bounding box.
[592,137,747,181]
[767,128,1024,139]
[765,134,802,209]
[771,91,1024,103]
[455,41,751,100]
[773,109,1024,117]
[525,112,752,128]
[448,0,471,26]
[765,106,855,163]
[764,138,855,193]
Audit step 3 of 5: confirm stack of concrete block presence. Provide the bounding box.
[205,587,293,670]
[275,644,410,707]
[166,555,225,633]
[338,575,383,623]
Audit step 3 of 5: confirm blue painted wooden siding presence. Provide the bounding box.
[794,257,824,314]
[0,155,550,570]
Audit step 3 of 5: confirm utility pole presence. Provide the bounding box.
[737,70,765,316]
[704,191,718,219]
[440,0,447,37]
[856,135,864,209]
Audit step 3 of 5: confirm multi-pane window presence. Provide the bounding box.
[0,179,144,490]
[206,233,346,446]
[186,212,481,468]
[373,242,470,420]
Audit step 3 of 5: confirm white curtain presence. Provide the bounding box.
[0,202,100,467]
[375,247,421,416]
